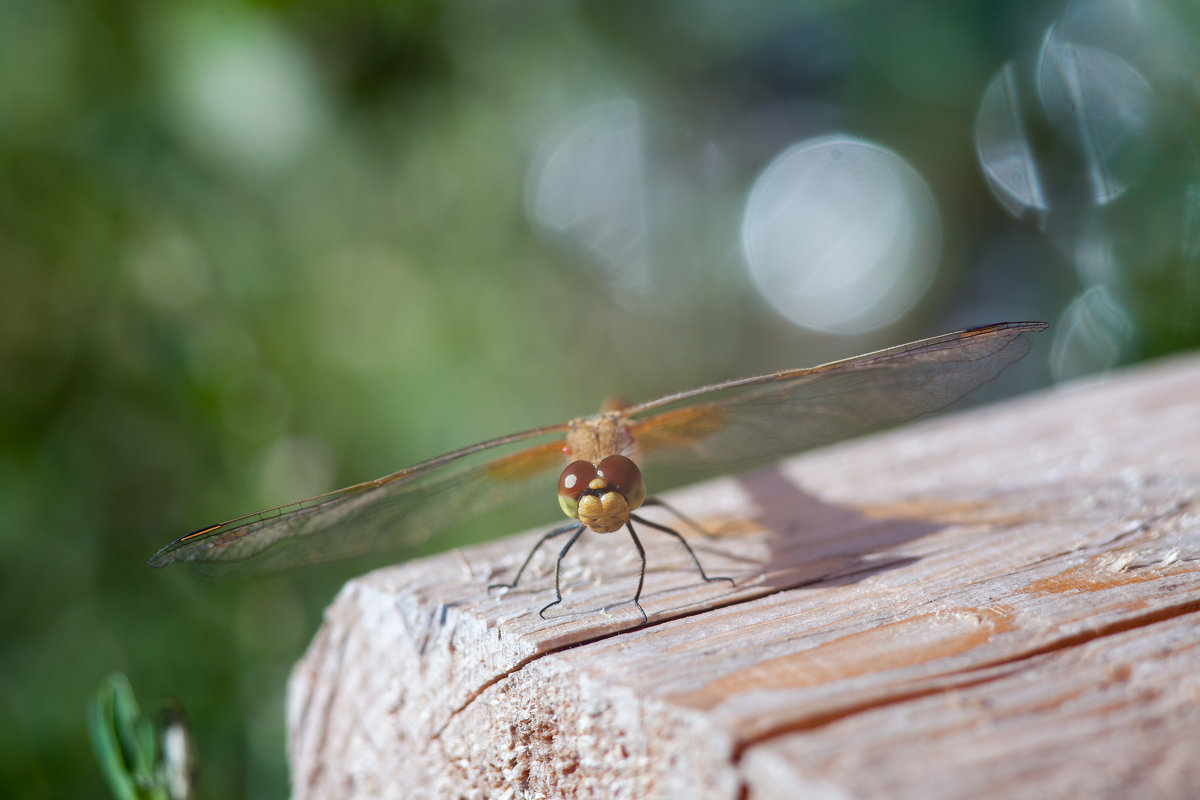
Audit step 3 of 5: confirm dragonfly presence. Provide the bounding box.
[149,321,1046,623]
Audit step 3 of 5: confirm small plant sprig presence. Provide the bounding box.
[87,673,195,800]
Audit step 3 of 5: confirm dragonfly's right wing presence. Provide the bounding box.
[147,423,571,576]
[624,322,1046,471]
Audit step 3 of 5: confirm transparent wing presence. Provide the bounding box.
[624,322,1047,469]
[148,423,570,576]
[150,322,1045,576]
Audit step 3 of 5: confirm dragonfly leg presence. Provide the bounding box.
[630,513,735,587]
[489,520,582,593]
[538,524,587,619]
[641,496,717,539]
[624,523,649,626]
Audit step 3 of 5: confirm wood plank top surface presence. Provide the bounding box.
[288,352,1200,799]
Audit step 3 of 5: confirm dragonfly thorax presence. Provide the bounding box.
[557,454,647,533]
[564,412,638,464]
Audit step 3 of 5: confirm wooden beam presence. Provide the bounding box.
[288,352,1200,799]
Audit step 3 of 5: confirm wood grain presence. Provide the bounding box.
[288,352,1200,799]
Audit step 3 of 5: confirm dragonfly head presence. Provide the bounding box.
[557,454,646,533]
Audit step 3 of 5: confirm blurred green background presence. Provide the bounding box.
[2,1,1197,797]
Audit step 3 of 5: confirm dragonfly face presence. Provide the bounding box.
[557,454,647,533]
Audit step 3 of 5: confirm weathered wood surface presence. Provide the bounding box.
[288,352,1200,800]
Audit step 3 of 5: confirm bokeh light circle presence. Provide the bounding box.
[741,134,941,334]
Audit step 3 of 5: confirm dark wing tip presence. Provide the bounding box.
[988,320,1048,333]
[146,522,224,568]
[146,539,183,568]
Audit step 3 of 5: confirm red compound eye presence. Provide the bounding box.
[557,460,599,520]
[557,460,598,501]
[597,454,645,511]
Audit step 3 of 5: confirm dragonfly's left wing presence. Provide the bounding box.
[148,424,570,576]
[624,322,1046,471]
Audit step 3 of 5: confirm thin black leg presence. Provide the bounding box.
[640,496,716,538]
[630,513,735,587]
[625,522,649,626]
[538,524,587,619]
[489,520,582,593]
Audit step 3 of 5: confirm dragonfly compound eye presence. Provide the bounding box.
[597,454,646,512]
[557,460,598,519]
